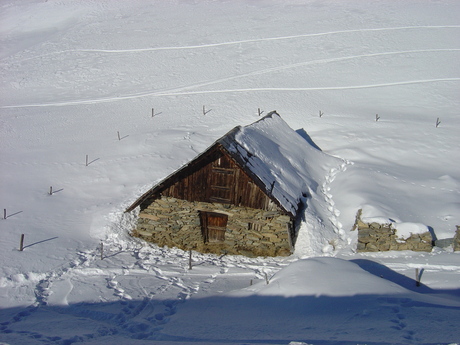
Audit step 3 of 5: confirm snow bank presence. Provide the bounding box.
[393,222,430,239]
[236,257,407,297]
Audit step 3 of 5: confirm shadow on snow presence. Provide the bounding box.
[1,289,459,345]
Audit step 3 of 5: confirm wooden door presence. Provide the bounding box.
[200,211,228,243]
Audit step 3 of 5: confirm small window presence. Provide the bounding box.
[248,222,263,232]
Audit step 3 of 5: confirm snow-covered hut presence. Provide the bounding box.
[126,111,318,257]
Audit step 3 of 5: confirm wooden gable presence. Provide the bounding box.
[130,144,281,213]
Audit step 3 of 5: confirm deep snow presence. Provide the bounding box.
[0,0,459,344]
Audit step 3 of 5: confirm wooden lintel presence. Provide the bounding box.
[196,208,234,217]
[209,197,232,204]
[211,185,231,191]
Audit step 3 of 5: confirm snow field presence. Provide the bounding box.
[1,0,460,344]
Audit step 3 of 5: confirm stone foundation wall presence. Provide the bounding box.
[354,210,433,252]
[131,196,293,257]
[454,226,460,251]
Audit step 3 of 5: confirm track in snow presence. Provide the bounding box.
[10,25,460,58]
[2,77,459,109]
[2,24,459,109]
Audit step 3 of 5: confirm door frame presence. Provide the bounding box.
[199,211,228,243]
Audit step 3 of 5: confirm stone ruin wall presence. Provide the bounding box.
[353,210,433,252]
[131,196,293,257]
[454,226,460,251]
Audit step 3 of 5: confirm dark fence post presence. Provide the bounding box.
[19,234,25,251]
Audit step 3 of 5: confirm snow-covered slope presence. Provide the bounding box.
[165,258,460,344]
[1,1,459,344]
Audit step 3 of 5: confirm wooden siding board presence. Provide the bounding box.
[174,169,267,211]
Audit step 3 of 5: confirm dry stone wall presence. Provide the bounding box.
[131,196,292,257]
[354,210,433,252]
[454,226,460,251]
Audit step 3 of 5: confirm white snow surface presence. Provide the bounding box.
[236,257,409,297]
[1,0,460,344]
[222,112,343,217]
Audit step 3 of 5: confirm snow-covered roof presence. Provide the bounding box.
[126,111,337,216]
[219,111,333,217]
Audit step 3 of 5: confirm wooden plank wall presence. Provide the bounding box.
[161,151,277,211]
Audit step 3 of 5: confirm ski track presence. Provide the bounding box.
[2,27,460,110]
[2,77,459,109]
[9,25,460,60]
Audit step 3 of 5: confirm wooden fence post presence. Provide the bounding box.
[415,268,420,286]
[19,234,25,251]
[3,209,6,220]
[189,250,192,270]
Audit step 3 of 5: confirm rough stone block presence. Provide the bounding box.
[405,236,421,244]
[397,243,409,251]
[358,236,371,244]
[357,242,367,251]
[454,227,460,251]
[378,243,390,251]
[366,243,379,252]
[357,219,368,229]
[369,222,381,230]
